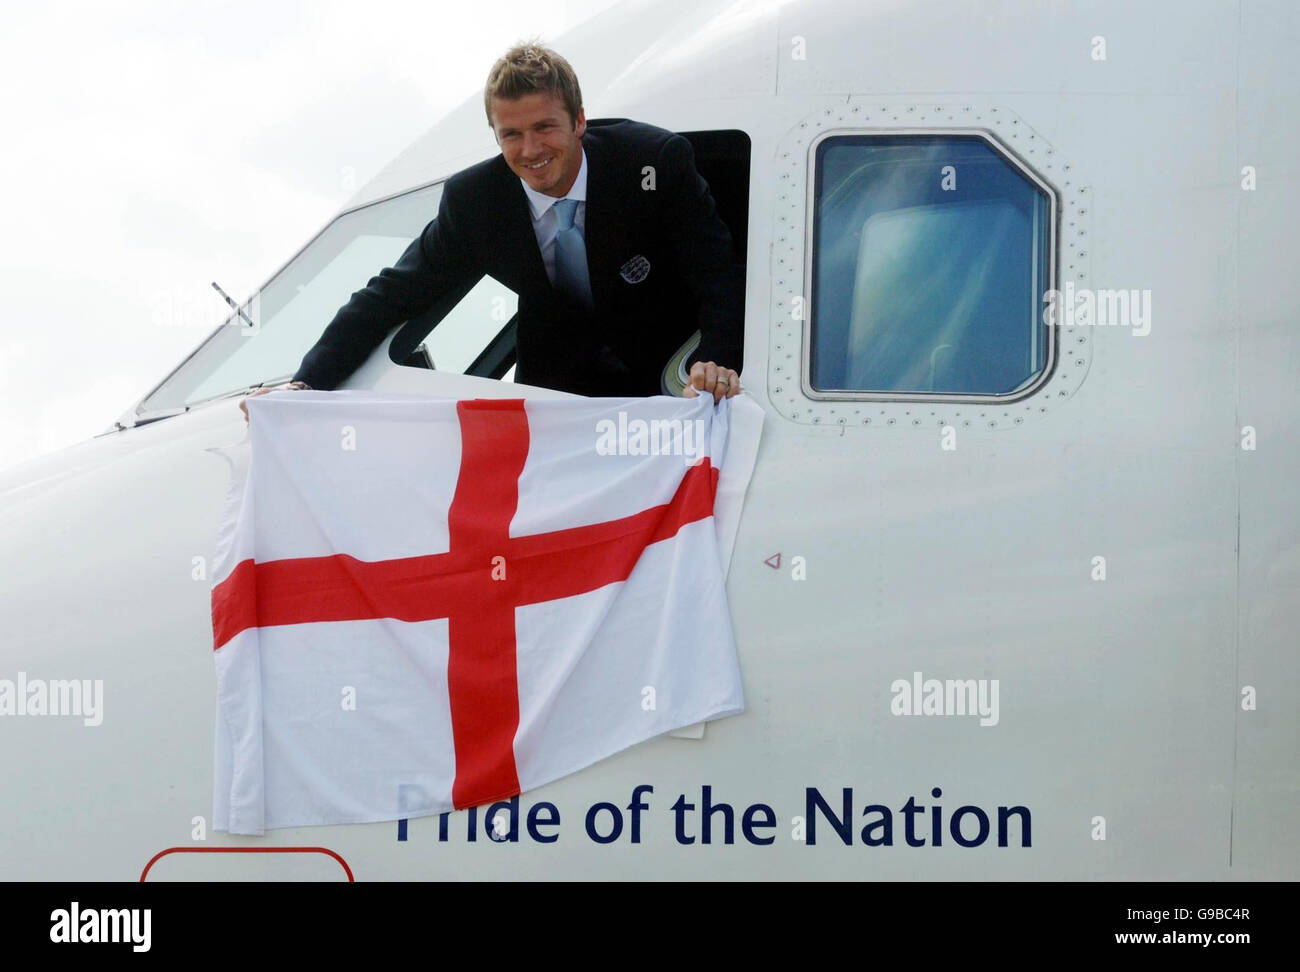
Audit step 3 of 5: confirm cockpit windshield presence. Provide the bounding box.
[138,183,444,414]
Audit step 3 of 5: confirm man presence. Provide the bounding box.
[243,42,742,418]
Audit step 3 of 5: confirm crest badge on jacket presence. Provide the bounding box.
[619,254,651,283]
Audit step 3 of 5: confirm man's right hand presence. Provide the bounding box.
[240,380,311,422]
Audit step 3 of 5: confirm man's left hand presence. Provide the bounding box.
[683,361,740,403]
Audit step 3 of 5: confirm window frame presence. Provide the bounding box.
[801,127,1060,404]
[127,178,450,425]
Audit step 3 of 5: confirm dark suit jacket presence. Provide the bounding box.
[292,118,743,397]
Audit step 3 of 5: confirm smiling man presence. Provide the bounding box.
[247,41,743,415]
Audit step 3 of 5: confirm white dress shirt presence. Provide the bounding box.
[518,147,587,287]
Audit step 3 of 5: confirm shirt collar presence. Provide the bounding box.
[519,147,587,222]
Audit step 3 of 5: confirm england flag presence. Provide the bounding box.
[209,389,762,835]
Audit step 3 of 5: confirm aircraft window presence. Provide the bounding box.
[808,134,1054,398]
[141,183,445,412]
[410,278,518,377]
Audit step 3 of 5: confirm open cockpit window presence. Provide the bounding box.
[138,127,750,416]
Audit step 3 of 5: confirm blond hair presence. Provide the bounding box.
[484,40,583,129]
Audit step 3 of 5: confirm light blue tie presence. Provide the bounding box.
[552,198,594,311]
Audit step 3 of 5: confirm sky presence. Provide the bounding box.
[0,0,623,472]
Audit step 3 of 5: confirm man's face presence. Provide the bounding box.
[491,92,586,197]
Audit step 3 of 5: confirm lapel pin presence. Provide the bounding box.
[619,254,651,283]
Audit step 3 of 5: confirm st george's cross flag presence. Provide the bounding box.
[209,389,763,835]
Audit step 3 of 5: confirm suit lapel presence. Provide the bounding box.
[581,131,613,314]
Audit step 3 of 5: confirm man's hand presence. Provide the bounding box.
[239,380,311,422]
[682,361,740,403]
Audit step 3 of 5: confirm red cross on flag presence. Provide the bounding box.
[210,390,762,836]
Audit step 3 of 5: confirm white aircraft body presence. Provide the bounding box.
[1,0,1296,880]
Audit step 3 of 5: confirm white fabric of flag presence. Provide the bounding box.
[209,390,762,836]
